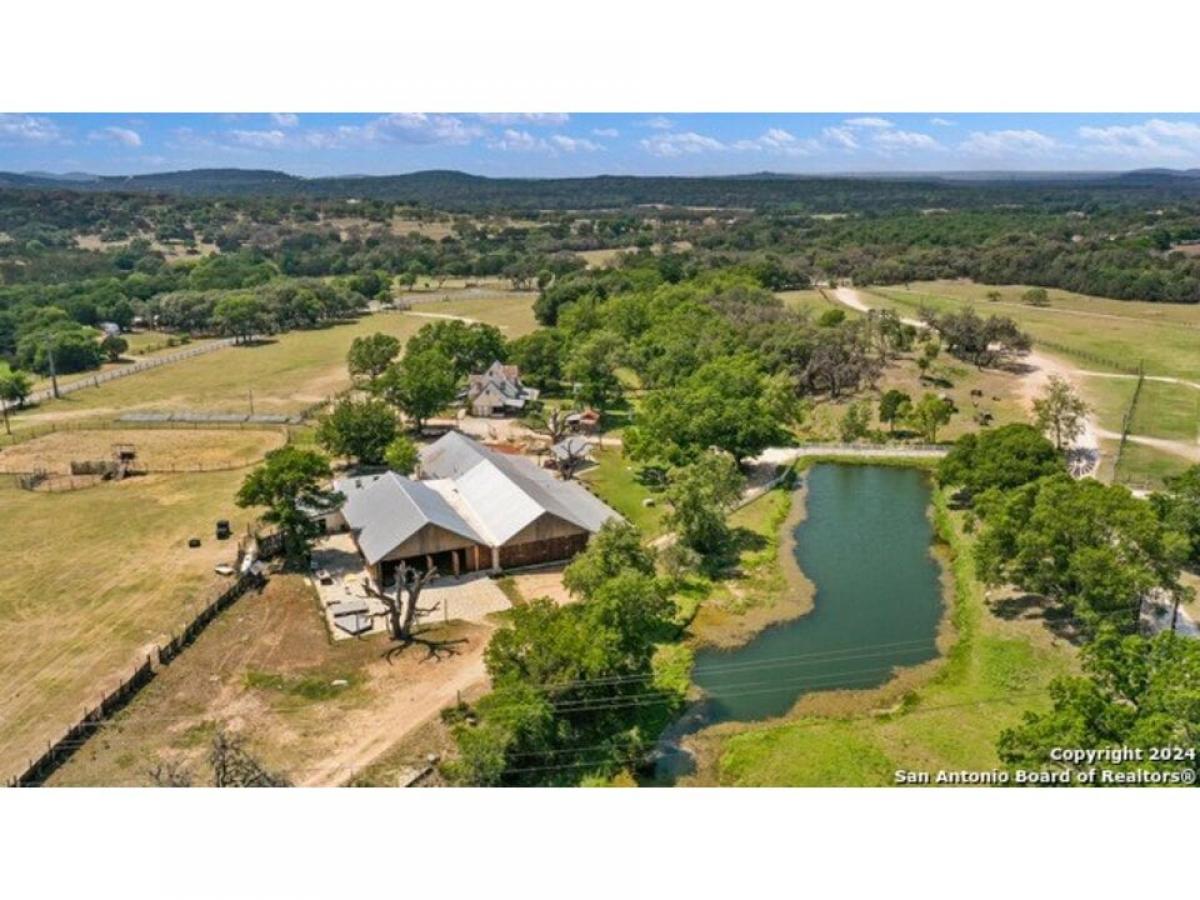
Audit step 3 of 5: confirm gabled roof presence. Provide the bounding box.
[419,432,619,545]
[338,471,483,565]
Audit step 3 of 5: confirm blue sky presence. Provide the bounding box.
[2,113,1200,177]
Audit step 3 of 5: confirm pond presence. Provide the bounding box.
[656,463,945,779]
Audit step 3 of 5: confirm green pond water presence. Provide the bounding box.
[660,464,945,773]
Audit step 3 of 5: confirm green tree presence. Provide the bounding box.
[346,332,400,387]
[315,397,398,465]
[379,349,458,432]
[937,423,1062,499]
[664,450,745,562]
[100,334,128,362]
[565,330,624,410]
[236,446,340,568]
[1150,465,1200,566]
[563,520,656,600]
[406,319,507,377]
[906,392,954,442]
[817,307,846,328]
[997,630,1200,782]
[1033,374,1089,451]
[0,367,33,435]
[878,389,912,434]
[625,355,788,464]
[507,329,564,389]
[384,434,420,475]
[213,293,273,343]
[839,400,872,443]
[1022,287,1050,307]
[976,475,1189,632]
[0,367,32,410]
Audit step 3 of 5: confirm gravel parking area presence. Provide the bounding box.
[310,535,512,640]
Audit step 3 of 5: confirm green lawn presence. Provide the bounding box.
[869,282,1200,383]
[710,490,1079,786]
[579,444,664,536]
[777,289,846,318]
[1131,380,1199,443]
[1115,441,1194,491]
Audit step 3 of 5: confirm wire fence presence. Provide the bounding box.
[0,415,295,451]
[2,428,293,492]
[5,532,281,788]
[1030,338,1143,376]
[1113,361,1146,485]
[0,338,236,414]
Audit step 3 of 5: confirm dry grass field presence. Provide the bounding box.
[0,427,286,475]
[46,575,490,787]
[0,469,263,779]
[0,292,536,782]
[8,293,536,432]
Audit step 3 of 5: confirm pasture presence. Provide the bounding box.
[0,468,262,780]
[0,291,535,781]
[871,281,1200,382]
[8,293,537,432]
[0,426,286,475]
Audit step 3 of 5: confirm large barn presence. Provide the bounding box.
[331,432,618,589]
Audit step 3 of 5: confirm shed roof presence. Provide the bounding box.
[338,471,484,565]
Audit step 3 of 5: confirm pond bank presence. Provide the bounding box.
[657,460,958,783]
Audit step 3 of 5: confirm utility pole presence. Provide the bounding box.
[46,337,60,399]
[248,389,254,416]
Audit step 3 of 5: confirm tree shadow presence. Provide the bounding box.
[382,632,470,664]
[988,592,1091,645]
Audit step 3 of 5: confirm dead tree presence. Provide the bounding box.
[555,441,589,481]
[523,406,570,447]
[383,563,438,641]
[210,728,291,787]
[148,760,193,787]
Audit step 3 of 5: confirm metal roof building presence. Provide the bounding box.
[336,432,620,586]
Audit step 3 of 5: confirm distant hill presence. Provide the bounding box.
[4,166,1200,212]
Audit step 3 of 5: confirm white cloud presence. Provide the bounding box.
[489,129,543,151]
[229,129,288,148]
[488,130,602,154]
[89,126,142,147]
[822,126,859,150]
[844,116,894,129]
[591,127,619,138]
[1077,118,1200,159]
[367,113,482,145]
[269,113,299,128]
[550,134,601,153]
[930,117,955,127]
[303,113,483,149]
[476,113,569,125]
[733,128,820,156]
[873,129,941,151]
[0,114,64,144]
[960,129,1059,157]
[642,116,674,130]
[640,131,725,157]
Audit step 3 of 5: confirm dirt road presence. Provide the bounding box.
[831,286,1102,461]
[300,647,489,787]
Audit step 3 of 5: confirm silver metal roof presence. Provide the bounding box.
[420,432,619,545]
[339,471,484,565]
